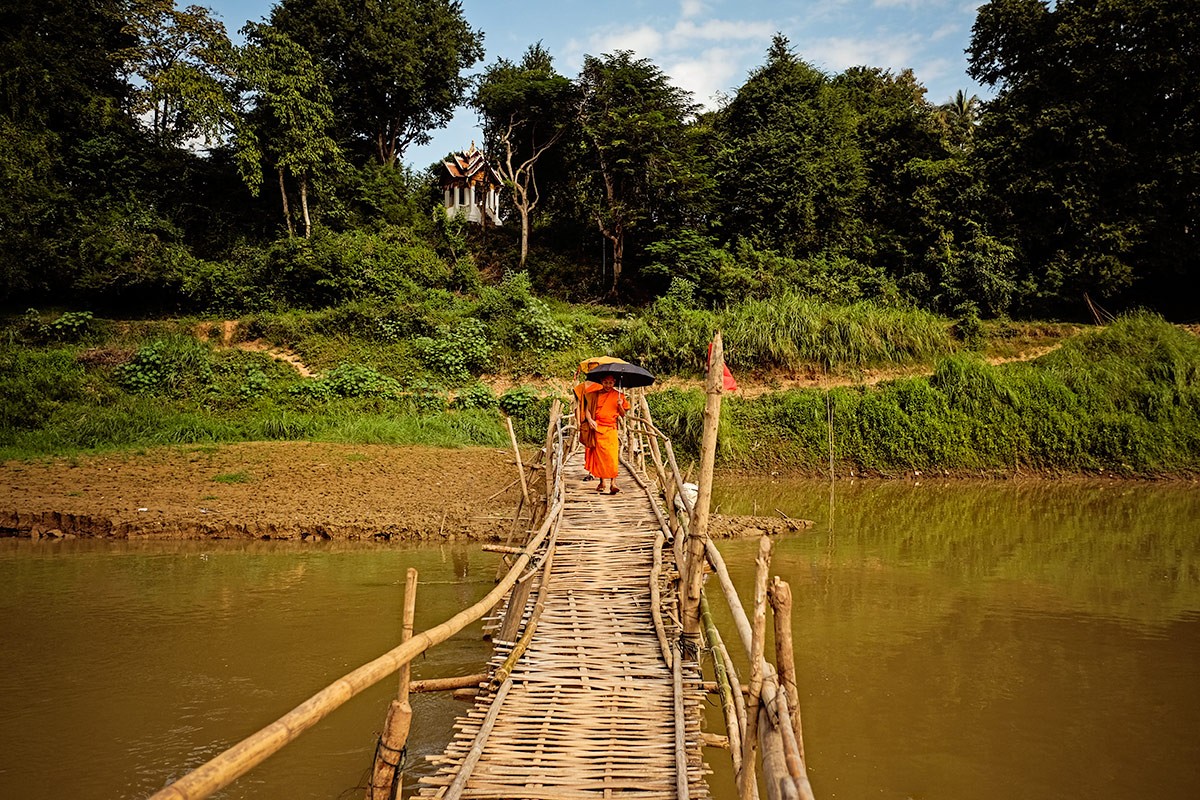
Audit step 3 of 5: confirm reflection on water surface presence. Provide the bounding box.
[1,480,1197,799]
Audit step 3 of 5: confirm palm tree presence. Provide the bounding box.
[939,89,981,148]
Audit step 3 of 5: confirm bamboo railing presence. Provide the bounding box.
[148,337,817,800]
[147,400,569,800]
[620,332,817,800]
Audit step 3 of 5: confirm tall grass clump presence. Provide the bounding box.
[722,292,954,371]
[655,313,1199,476]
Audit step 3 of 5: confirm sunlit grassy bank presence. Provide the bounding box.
[2,307,1195,476]
[651,314,1200,477]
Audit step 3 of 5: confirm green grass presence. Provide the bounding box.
[654,313,1200,477]
[3,306,1194,476]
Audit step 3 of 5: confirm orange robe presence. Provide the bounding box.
[584,389,629,479]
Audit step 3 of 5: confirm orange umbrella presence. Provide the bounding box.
[575,355,626,379]
[573,356,626,423]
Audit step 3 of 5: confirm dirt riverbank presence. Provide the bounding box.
[0,442,805,541]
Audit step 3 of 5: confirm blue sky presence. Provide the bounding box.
[206,0,991,169]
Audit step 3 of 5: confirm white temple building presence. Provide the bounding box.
[440,142,503,226]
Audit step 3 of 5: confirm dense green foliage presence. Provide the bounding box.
[0,2,1195,474]
[2,304,1195,478]
[2,1,1192,319]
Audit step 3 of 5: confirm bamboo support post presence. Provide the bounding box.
[682,331,726,640]
[769,577,804,762]
[365,568,418,800]
[149,499,563,800]
[505,415,530,507]
[543,399,561,501]
[701,593,747,792]
[737,536,772,799]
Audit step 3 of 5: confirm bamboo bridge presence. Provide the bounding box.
[148,335,815,800]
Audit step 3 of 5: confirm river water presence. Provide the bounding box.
[1,479,1197,799]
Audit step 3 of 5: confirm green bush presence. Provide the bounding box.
[290,363,403,400]
[417,318,492,383]
[452,383,498,410]
[114,336,215,396]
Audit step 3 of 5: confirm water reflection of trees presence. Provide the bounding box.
[713,479,1200,627]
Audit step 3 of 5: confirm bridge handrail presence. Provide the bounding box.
[148,408,570,800]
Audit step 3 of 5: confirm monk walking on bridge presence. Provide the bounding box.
[584,374,629,494]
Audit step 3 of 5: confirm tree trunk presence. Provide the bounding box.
[610,229,623,294]
[520,207,531,268]
[300,174,311,239]
[279,167,294,238]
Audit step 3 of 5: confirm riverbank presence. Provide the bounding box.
[0,442,810,541]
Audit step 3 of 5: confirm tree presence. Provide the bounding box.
[269,0,483,166]
[119,1,240,147]
[938,89,982,149]
[968,0,1200,317]
[576,51,698,294]
[473,43,577,269]
[237,23,344,237]
[711,35,865,259]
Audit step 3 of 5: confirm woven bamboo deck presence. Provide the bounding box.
[417,448,710,799]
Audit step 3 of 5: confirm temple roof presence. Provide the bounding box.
[441,142,501,187]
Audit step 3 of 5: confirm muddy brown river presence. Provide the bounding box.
[1,479,1198,799]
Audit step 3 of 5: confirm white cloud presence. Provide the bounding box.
[668,18,776,47]
[579,25,666,60]
[802,34,921,73]
[666,46,748,109]
[680,0,708,19]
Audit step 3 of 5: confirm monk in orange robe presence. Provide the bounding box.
[584,375,630,494]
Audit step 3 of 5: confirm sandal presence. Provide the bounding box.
[596,484,607,493]
[609,486,620,495]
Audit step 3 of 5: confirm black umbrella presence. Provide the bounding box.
[586,362,656,388]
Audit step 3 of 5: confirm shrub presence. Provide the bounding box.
[452,383,498,410]
[290,363,403,400]
[417,318,492,383]
[114,336,214,396]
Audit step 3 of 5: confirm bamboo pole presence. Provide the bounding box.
[701,593,746,792]
[662,437,695,519]
[651,531,673,669]
[706,538,812,799]
[408,673,487,693]
[365,568,418,800]
[443,678,514,799]
[673,640,690,800]
[149,499,563,800]
[737,536,772,799]
[505,415,531,507]
[543,399,561,501]
[682,331,725,639]
[769,577,804,761]
[490,524,558,689]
